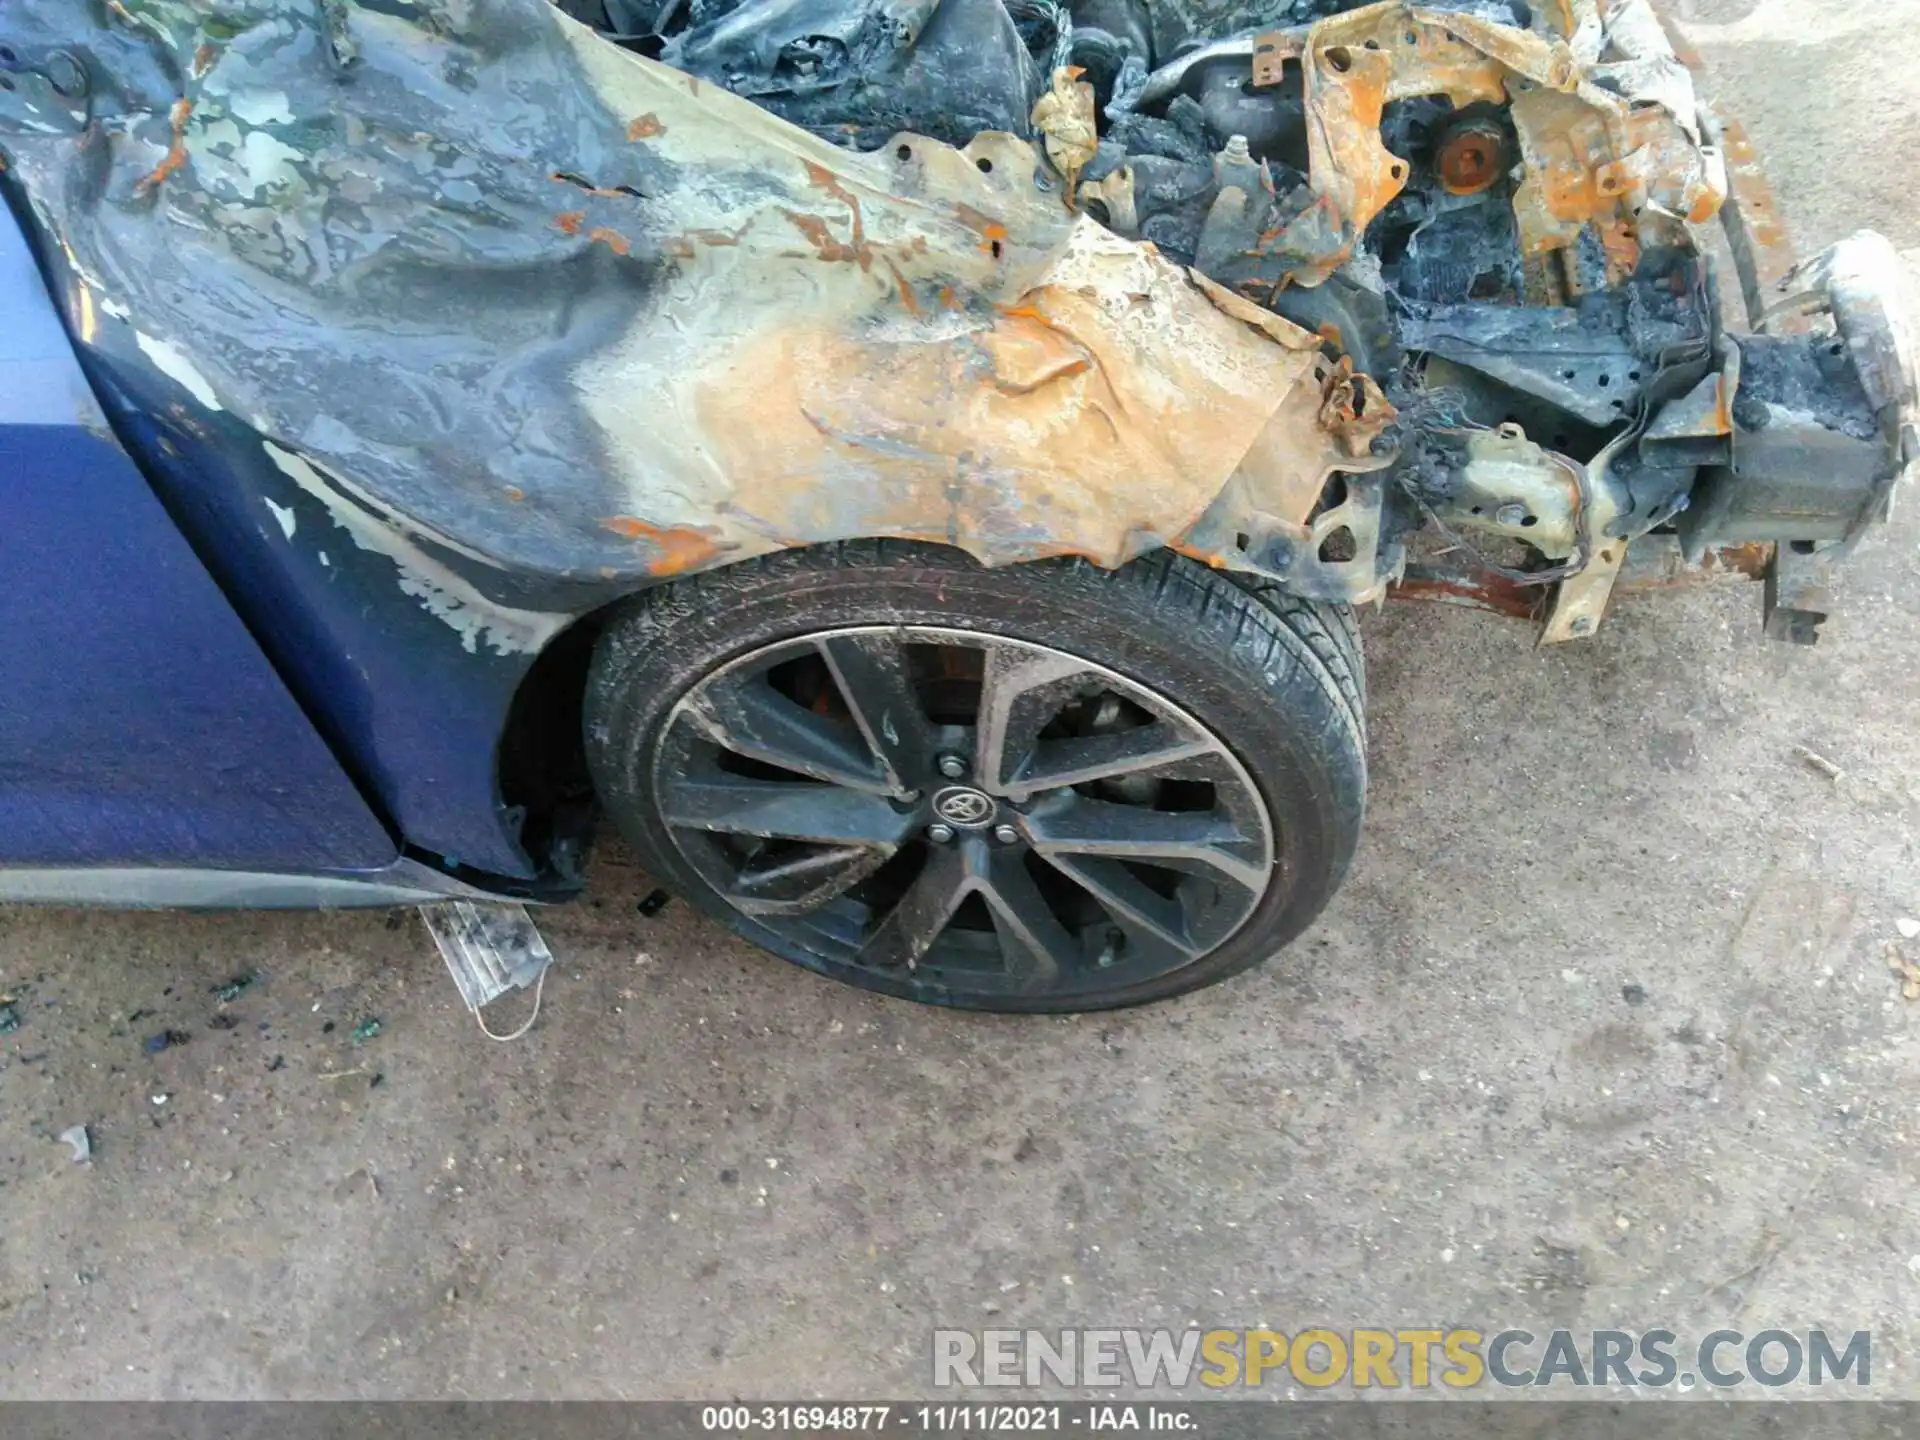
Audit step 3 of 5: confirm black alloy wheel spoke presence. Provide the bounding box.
[1034,851,1204,958]
[659,773,913,848]
[972,645,1088,794]
[814,629,939,790]
[857,840,977,971]
[1023,793,1269,896]
[1013,722,1215,793]
[975,848,1078,987]
[684,670,895,794]
[729,843,896,916]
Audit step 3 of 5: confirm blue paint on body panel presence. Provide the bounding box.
[0,204,400,872]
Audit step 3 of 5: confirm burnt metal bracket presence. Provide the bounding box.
[1763,542,1835,647]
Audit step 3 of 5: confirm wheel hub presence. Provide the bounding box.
[930,784,996,829]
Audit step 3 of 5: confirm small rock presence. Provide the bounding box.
[0,1003,21,1035]
[1897,918,1920,940]
[57,1125,91,1164]
[142,1029,190,1054]
[1621,983,1648,1006]
[210,970,258,1004]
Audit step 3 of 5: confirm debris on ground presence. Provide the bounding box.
[150,1092,169,1107]
[0,1002,20,1035]
[57,1125,91,1164]
[1898,918,1920,940]
[211,970,258,1004]
[1888,946,1920,1001]
[207,1013,239,1031]
[336,1164,381,1203]
[142,1029,191,1054]
[1793,745,1845,781]
[349,1018,382,1047]
[266,1054,286,1072]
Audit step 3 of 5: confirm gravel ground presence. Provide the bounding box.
[1,0,1917,1401]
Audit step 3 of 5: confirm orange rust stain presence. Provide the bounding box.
[803,160,855,205]
[191,43,220,78]
[555,209,586,236]
[626,113,665,141]
[1717,116,1798,296]
[504,487,526,502]
[1249,30,1305,87]
[134,98,194,197]
[781,209,873,267]
[1710,372,1735,436]
[885,259,922,316]
[1436,124,1505,196]
[586,226,631,256]
[792,162,874,270]
[1705,542,1772,580]
[1315,355,1396,456]
[663,227,746,261]
[598,517,723,576]
[1316,321,1344,350]
[1597,219,1640,288]
[1392,570,1541,620]
[952,204,1011,256]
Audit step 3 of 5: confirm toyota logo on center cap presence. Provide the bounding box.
[932,786,995,827]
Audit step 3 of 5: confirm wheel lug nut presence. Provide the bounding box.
[936,754,968,779]
[926,823,956,844]
[992,824,1020,845]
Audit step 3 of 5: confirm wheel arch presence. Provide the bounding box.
[495,539,1000,879]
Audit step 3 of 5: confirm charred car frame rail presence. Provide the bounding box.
[0,0,1911,1010]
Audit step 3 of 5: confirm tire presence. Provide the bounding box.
[584,542,1366,1012]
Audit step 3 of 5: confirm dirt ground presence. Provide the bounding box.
[2,0,1918,1402]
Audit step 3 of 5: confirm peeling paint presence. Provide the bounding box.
[262,442,568,657]
[134,331,223,412]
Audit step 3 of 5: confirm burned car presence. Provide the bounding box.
[0,0,1911,1011]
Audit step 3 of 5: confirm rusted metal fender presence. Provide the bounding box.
[0,0,1368,641]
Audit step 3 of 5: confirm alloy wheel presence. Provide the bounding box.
[651,627,1276,1001]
